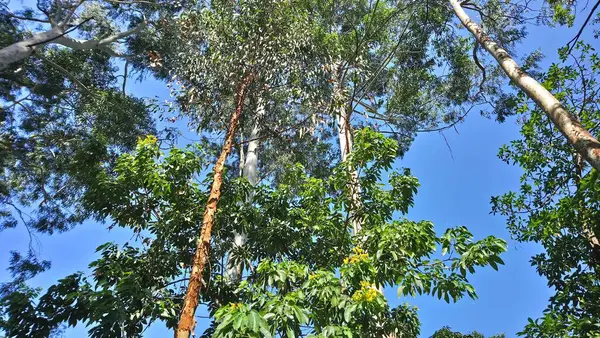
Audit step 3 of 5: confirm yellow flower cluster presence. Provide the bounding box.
[138,135,158,145]
[230,303,242,310]
[352,281,379,303]
[309,273,317,280]
[343,247,369,265]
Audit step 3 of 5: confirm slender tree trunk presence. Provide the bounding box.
[334,66,396,338]
[333,62,362,235]
[175,73,254,338]
[225,96,265,281]
[449,0,600,171]
[0,28,61,70]
[337,107,363,235]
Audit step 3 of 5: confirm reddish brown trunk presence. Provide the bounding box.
[175,73,254,338]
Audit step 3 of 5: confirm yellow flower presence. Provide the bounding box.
[352,247,364,255]
[138,135,158,146]
[352,281,379,303]
[364,288,378,302]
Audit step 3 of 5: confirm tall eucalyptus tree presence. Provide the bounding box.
[142,1,325,336]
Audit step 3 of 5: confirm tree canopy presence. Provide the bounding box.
[1,0,600,337]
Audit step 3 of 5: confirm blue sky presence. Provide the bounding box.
[0,1,593,337]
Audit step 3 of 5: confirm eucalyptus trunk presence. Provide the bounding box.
[334,63,397,337]
[449,0,600,171]
[225,96,265,281]
[175,73,254,338]
[333,63,362,235]
[0,29,61,70]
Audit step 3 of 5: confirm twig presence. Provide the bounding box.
[565,0,600,56]
[439,131,455,161]
[471,39,486,99]
[7,14,50,23]
[122,60,129,94]
[37,55,92,95]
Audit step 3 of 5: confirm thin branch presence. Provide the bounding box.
[106,0,160,4]
[439,131,455,161]
[7,14,51,23]
[1,92,33,111]
[37,55,92,94]
[122,60,129,94]
[351,12,415,113]
[415,103,480,133]
[565,0,600,56]
[60,0,86,28]
[6,202,40,254]
[471,39,487,99]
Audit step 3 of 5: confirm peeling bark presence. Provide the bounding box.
[175,73,254,338]
[450,0,600,171]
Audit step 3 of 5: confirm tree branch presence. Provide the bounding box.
[59,0,86,28]
[565,0,600,56]
[7,14,50,23]
[37,55,92,95]
[55,20,146,49]
[27,16,93,47]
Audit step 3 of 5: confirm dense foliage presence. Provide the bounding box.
[1,130,506,337]
[493,40,600,337]
[1,0,600,337]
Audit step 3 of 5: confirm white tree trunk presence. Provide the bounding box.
[0,28,61,70]
[450,0,600,171]
[333,62,362,235]
[225,96,265,281]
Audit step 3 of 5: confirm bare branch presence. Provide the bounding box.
[7,14,51,23]
[122,60,129,93]
[27,16,93,47]
[471,40,487,99]
[565,0,600,56]
[60,0,86,28]
[54,20,147,50]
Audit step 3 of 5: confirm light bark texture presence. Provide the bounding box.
[450,0,600,171]
[0,22,145,70]
[225,96,265,281]
[0,29,61,70]
[333,63,362,235]
[175,73,254,338]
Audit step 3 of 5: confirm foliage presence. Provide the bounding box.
[0,1,161,237]
[431,326,505,338]
[492,41,600,337]
[0,129,506,337]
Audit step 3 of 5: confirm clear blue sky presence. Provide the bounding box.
[0,2,591,337]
